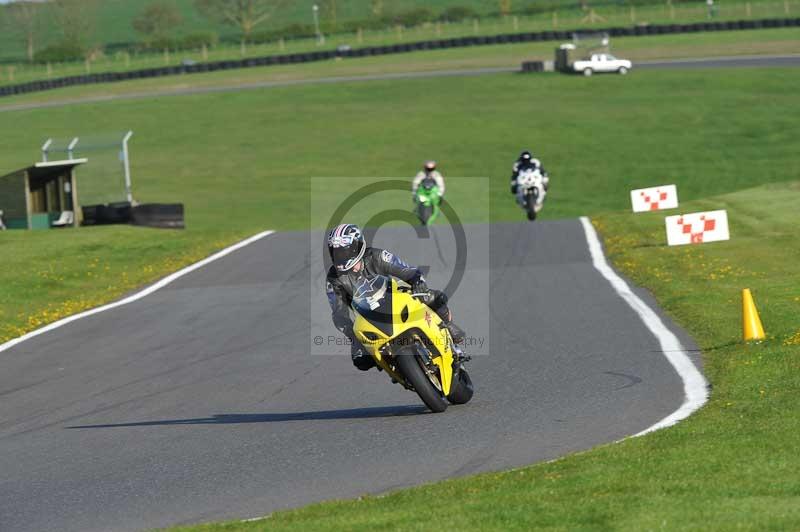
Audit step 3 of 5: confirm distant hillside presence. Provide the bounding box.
[0,0,779,62]
[0,0,604,61]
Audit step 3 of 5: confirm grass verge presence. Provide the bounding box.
[0,227,247,343]
[167,181,800,531]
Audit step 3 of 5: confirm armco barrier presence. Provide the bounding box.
[1,16,799,99]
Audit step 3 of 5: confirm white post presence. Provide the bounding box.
[41,138,52,162]
[313,4,324,45]
[122,131,134,203]
[67,137,79,160]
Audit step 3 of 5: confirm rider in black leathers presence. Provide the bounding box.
[510,150,550,195]
[325,223,464,371]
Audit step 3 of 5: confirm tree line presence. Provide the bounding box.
[0,0,291,63]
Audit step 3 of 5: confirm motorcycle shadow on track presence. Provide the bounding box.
[66,405,430,429]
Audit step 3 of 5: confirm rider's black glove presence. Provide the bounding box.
[411,277,428,293]
[412,279,435,305]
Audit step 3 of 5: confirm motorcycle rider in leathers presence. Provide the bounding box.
[325,223,465,371]
[411,160,445,200]
[510,150,550,195]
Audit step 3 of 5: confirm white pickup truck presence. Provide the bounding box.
[573,53,632,76]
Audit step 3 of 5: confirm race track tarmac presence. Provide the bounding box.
[0,220,703,531]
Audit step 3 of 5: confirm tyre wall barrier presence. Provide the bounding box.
[1,17,799,99]
[81,201,133,225]
[131,203,185,229]
[521,61,545,72]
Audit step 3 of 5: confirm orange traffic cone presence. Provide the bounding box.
[742,288,765,342]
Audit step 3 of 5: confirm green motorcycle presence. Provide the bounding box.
[414,178,442,226]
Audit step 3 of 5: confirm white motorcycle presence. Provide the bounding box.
[515,168,547,221]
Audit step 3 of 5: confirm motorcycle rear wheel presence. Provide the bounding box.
[396,347,448,413]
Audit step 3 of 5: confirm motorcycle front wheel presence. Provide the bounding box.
[447,368,474,405]
[417,204,432,225]
[396,346,448,413]
[525,193,537,221]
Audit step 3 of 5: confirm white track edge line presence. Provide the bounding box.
[0,229,276,355]
[579,217,708,436]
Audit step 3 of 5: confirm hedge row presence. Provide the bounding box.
[1,17,797,98]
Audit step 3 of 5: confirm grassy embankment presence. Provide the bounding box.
[1,0,798,85]
[171,180,800,530]
[0,0,794,59]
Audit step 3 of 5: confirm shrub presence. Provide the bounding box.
[250,23,316,43]
[438,6,478,22]
[142,36,178,50]
[389,7,435,27]
[341,18,387,32]
[179,31,218,49]
[34,42,86,63]
[522,0,576,15]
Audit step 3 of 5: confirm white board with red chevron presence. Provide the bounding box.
[665,210,730,246]
[630,184,679,213]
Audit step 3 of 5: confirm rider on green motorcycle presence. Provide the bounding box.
[412,160,445,200]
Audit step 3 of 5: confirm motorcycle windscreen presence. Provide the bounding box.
[352,275,395,337]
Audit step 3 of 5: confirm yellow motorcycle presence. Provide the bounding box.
[351,276,473,412]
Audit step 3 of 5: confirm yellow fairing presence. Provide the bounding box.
[352,278,454,395]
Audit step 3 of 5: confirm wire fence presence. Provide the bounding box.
[44,134,130,206]
[0,0,798,87]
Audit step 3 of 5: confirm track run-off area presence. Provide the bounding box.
[0,220,705,531]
